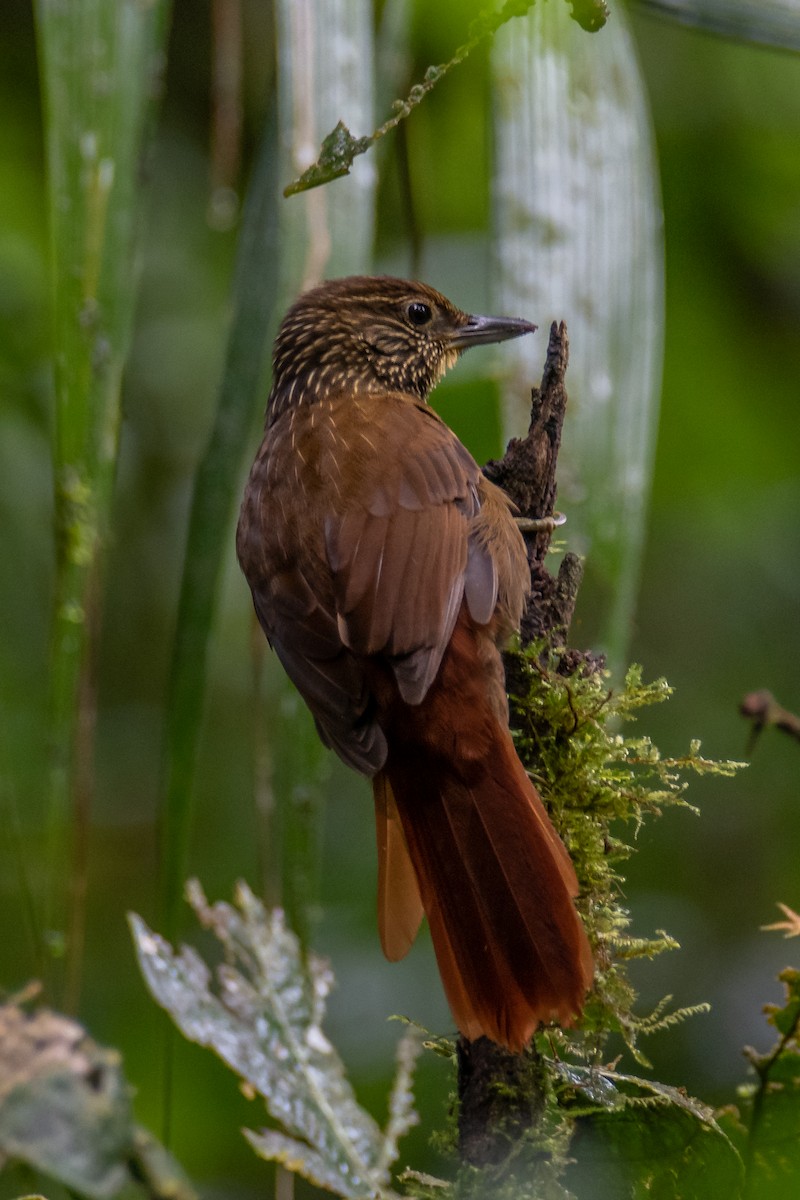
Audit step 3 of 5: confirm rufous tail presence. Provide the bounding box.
[372,626,593,1051]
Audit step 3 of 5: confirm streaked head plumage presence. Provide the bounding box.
[267,275,536,422]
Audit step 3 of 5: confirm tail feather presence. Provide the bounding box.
[444,744,590,997]
[424,886,533,1046]
[381,728,590,1049]
[374,774,424,961]
[372,700,591,1044]
[369,610,593,1051]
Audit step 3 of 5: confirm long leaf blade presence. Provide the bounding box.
[636,0,800,51]
[35,0,171,995]
[159,115,279,935]
[492,3,664,664]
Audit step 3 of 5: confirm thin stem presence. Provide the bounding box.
[158,110,279,938]
[743,1008,800,1194]
[283,0,541,196]
[64,564,100,1013]
[251,618,281,910]
[275,1164,295,1200]
[209,0,244,229]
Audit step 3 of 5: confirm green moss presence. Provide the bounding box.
[507,645,742,1063]
[423,646,746,1198]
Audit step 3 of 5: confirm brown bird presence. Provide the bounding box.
[236,275,592,1050]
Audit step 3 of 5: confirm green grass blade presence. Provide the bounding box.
[159,115,280,937]
[34,0,171,1001]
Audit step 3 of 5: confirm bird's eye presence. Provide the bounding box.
[407,301,432,327]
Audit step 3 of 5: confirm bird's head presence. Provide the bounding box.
[267,275,536,421]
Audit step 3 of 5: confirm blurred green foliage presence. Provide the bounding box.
[1,0,800,1194]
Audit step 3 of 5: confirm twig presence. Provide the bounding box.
[283,0,609,197]
[484,322,599,657]
[740,689,800,755]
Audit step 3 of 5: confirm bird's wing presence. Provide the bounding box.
[322,395,499,704]
[237,410,389,776]
[251,580,388,776]
[237,393,502,775]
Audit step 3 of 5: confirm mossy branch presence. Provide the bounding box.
[450,322,745,1192]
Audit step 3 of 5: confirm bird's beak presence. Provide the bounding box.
[448,313,537,350]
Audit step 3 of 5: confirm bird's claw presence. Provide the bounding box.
[515,512,567,534]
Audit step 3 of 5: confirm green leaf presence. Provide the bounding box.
[245,1127,375,1195]
[130,881,419,1199]
[0,1001,193,1200]
[553,1058,743,1196]
[635,0,800,52]
[743,1050,800,1199]
[566,1082,743,1199]
[764,967,800,1039]
[554,1058,734,1124]
[283,120,371,196]
[0,1005,132,1198]
[738,967,800,1198]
